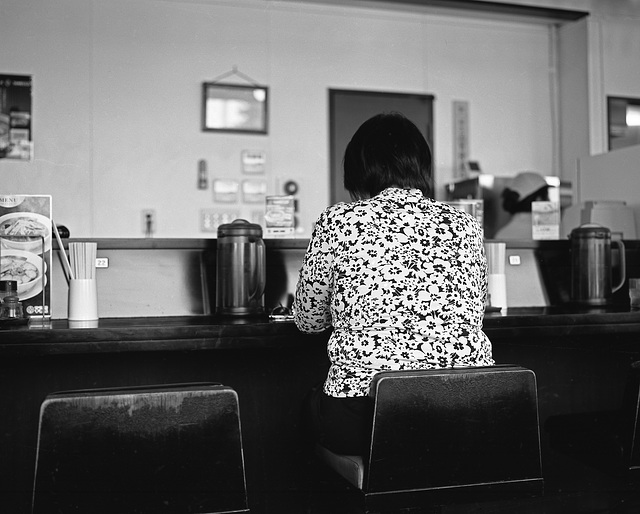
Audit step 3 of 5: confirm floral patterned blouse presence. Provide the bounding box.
[294,187,494,397]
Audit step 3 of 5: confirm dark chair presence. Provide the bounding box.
[316,365,544,513]
[626,361,640,475]
[32,382,249,514]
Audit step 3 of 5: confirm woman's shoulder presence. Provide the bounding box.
[430,199,478,222]
[312,201,364,236]
[319,198,371,220]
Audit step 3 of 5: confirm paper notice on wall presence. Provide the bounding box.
[0,194,52,318]
[452,100,469,180]
[242,179,267,203]
[241,150,266,174]
[532,201,560,240]
[213,179,239,203]
[264,196,295,237]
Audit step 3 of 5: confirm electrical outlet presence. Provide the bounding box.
[200,209,239,233]
[142,209,156,236]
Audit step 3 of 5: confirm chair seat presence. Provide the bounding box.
[315,444,364,489]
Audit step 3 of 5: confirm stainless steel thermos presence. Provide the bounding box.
[570,224,626,306]
[216,219,266,317]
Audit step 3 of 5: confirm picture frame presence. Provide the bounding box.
[607,96,640,151]
[202,83,268,134]
[0,74,33,161]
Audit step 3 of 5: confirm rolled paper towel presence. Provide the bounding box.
[485,242,507,310]
[488,273,508,311]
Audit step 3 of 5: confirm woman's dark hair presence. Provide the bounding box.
[343,112,433,200]
[501,186,549,214]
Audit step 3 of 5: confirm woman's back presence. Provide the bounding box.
[295,187,494,397]
[328,188,486,331]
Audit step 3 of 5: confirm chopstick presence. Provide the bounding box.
[69,242,97,280]
[52,222,75,281]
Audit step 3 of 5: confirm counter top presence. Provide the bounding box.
[2,307,640,356]
[0,315,303,355]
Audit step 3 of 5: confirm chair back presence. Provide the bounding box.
[32,382,249,514]
[623,361,640,473]
[364,365,543,501]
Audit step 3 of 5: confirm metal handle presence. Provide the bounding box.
[248,239,266,302]
[611,239,626,294]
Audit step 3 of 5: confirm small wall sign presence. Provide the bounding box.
[241,150,266,174]
[212,179,240,203]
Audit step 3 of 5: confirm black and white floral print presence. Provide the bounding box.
[294,188,494,397]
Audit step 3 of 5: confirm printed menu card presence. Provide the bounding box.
[0,195,52,318]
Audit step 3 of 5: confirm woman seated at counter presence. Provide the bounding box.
[294,112,494,456]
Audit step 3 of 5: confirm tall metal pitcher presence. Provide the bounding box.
[570,224,626,306]
[216,219,266,317]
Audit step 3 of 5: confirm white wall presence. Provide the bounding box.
[1,0,94,233]
[601,15,640,104]
[558,17,591,192]
[577,144,640,234]
[0,0,637,238]
[557,12,640,205]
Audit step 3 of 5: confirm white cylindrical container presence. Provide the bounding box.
[68,279,98,321]
[488,273,508,311]
[485,242,507,311]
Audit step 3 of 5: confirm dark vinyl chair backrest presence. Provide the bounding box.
[363,365,543,505]
[624,361,640,473]
[32,382,249,514]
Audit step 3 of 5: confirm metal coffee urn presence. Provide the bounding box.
[570,223,626,306]
[216,219,266,317]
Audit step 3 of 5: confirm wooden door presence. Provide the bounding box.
[329,89,434,205]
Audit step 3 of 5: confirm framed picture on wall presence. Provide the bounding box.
[202,83,268,134]
[607,96,640,151]
[0,74,33,161]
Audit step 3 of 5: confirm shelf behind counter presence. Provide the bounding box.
[42,237,640,321]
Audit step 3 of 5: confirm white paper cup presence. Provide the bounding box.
[68,279,98,321]
[488,273,508,311]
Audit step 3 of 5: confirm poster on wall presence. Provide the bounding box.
[452,100,469,180]
[0,74,33,161]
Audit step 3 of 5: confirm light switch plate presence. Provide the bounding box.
[200,209,239,233]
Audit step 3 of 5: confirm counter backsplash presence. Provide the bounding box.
[47,239,640,320]
[49,239,308,320]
